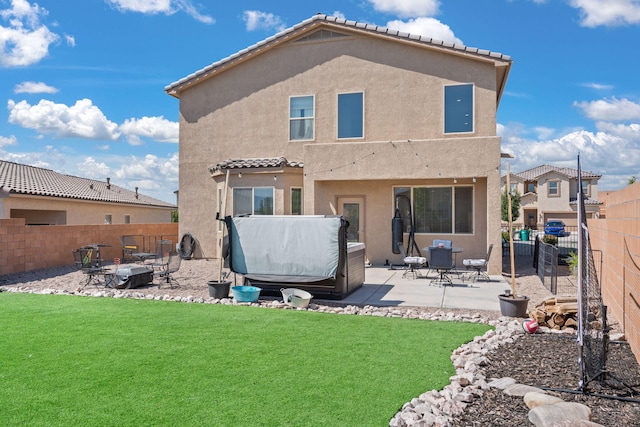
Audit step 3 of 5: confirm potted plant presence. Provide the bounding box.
[498,162,529,317]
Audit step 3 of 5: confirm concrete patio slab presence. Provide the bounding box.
[318,266,509,312]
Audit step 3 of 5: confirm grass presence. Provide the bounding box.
[1,292,491,426]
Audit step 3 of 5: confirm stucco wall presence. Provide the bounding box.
[176,29,504,266]
[0,194,173,225]
[588,181,640,363]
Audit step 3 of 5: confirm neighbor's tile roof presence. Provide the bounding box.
[0,160,175,207]
[209,157,304,174]
[513,164,601,181]
[165,14,511,96]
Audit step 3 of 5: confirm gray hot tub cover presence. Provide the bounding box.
[226,215,344,281]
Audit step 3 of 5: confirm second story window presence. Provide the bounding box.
[444,84,474,134]
[581,180,590,197]
[289,96,314,140]
[526,182,536,193]
[548,181,560,197]
[337,92,364,139]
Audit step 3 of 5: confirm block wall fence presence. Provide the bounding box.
[589,181,640,363]
[0,219,178,275]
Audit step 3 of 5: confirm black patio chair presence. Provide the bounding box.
[156,250,181,288]
[429,246,454,286]
[72,247,108,289]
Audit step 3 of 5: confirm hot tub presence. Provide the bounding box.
[225,215,365,299]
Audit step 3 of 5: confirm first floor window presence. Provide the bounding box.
[394,186,473,234]
[233,187,274,216]
[291,188,302,215]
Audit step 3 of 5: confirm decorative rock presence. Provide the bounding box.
[523,391,564,409]
[528,401,592,427]
[504,383,546,396]
[487,377,517,389]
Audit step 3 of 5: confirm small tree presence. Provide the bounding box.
[501,188,521,223]
[171,210,179,223]
[629,176,637,185]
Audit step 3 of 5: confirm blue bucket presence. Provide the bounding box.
[231,286,261,303]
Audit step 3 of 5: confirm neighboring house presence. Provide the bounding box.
[502,164,602,228]
[164,14,512,274]
[0,160,176,225]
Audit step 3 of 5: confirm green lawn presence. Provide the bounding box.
[1,292,491,426]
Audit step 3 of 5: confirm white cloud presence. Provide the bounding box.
[368,0,440,17]
[243,10,286,32]
[14,80,58,93]
[113,153,179,197]
[574,97,640,121]
[331,11,346,20]
[77,156,111,179]
[119,116,179,145]
[65,33,75,46]
[581,82,614,90]
[386,17,463,44]
[105,0,214,24]
[500,121,640,190]
[569,0,640,27]
[8,98,120,140]
[0,0,60,67]
[0,134,18,147]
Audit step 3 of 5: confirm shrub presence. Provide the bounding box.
[542,235,558,246]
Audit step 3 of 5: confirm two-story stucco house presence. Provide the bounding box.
[502,164,602,228]
[164,14,512,274]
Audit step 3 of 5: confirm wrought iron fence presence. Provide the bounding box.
[536,238,558,294]
[502,225,578,257]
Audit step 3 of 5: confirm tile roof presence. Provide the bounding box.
[0,160,175,208]
[165,13,512,96]
[209,157,304,174]
[512,164,601,181]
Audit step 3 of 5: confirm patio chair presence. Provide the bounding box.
[463,244,494,282]
[151,239,173,271]
[156,250,181,288]
[397,242,427,279]
[72,247,108,289]
[119,235,139,262]
[429,246,454,286]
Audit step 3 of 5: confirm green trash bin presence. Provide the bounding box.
[520,229,530,241]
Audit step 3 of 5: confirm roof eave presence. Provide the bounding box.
[165,14,512,99]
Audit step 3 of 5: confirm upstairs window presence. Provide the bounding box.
[444,84,473,134]
[548,181,560,197]
[289,96,314,141]
[338,92,364,139]
[581,180,590,197]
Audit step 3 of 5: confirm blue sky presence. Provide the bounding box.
[1,0,639,203]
